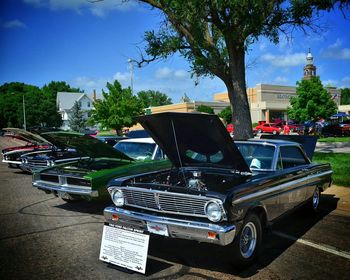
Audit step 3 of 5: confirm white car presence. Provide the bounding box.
[113,138,165,161]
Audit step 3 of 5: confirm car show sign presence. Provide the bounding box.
[99,223,150,274]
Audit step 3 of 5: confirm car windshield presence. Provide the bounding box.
[114,142,156,160]
[235,143,275,170]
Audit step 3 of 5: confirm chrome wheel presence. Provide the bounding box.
[239,222,257,259]
[313,188,320,210]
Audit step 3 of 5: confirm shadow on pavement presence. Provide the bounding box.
[54,199,110,215]
[144,194,339,278]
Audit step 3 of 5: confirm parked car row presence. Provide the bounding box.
[1,113,332,273]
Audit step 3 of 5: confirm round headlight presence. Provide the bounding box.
[205,201,223,222]
[111,189,124,207]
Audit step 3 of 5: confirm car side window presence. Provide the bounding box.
[153,146,164,160]
[279,146,308,169]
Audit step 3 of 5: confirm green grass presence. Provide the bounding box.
[318,137,350,143]
[96,130,117,136]
[313,152,350,187]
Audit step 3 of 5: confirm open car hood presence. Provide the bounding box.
[137,112,251,173]
[40,132,133,161]
[3,128,51,145]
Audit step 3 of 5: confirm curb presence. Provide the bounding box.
[316,142,350,148]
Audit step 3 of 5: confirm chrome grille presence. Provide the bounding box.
[121,187,214,218]
[27,159,46,167]
[66,177,91,187]
[40,174,59,183]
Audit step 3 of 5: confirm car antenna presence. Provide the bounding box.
[171,119,187,185]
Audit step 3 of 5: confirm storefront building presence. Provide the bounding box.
[214,50,341,123]
[131,50,342,130]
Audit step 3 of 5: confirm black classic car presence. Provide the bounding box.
[100,112,332,270]
[20,132,110,173]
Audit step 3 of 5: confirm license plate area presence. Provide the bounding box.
[147,222,169,236]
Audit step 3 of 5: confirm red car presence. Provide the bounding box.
[227,123,258,137]
[1,128,51,167]
[255,123,282,134]
[273,121,300,133]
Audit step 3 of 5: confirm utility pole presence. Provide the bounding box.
[23,94,27,130]
[128,58,134,95]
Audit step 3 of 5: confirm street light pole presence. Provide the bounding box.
[128,58,134,95]
[23,94,27,130]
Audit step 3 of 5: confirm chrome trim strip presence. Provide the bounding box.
[113,185,211,200]
[21,149,53,156]
[55,157,89,163]
[104,206,235,246]
[2,160,21,164]
[33,181,98,197]
[3,149,34,156]
[232,170,333,204]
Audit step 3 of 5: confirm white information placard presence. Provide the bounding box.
[99,224,150,274]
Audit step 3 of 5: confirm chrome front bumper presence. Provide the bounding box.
[2,159,21,165]
[20,163,42,173]
[33,181,98,197]
[104,206,236,246]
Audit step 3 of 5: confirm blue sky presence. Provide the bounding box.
[1,0,350,103]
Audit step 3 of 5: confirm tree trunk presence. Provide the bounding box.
[226,46,253,140]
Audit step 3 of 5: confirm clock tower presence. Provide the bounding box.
[303,48,316,80]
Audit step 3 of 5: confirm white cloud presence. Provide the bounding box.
[174,70,188,79]
[274,76,288,83]
[155,67,172,79]
[70,69,225,103]
[2,20,26,29]
[23,0,137,17]
[73,76,101,89]
[322,39,350,60]
[155,67,189,80]
[113,71,130,83]
[322,79,338,87]
[71,71,131,94]
[339,76,350,88]
[342,76,350,83]
[260,52,305,67]
[258,42,266,51]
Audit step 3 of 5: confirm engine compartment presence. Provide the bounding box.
[125,168,251,192]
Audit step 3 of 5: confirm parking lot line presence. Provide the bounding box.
[272,230,350,260]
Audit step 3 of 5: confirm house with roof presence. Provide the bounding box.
[56,92,95,130]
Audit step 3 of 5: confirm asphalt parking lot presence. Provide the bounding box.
[0,137,350,280]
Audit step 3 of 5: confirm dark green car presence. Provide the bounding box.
[32,133,170,202]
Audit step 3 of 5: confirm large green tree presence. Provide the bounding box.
[42,81,83,96]
[287,76,337,121]
[340,88,350,105]
[68,101,86,132]
[90,80,144,134]
[0,82,62,128]
[137,90,172,107]
[196,104,214,114]
[218,106,232,124]
[132,0,348,139]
